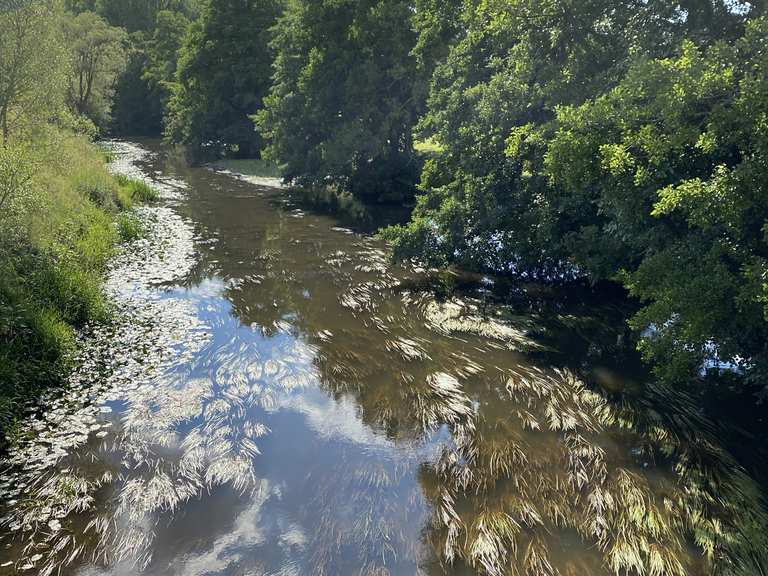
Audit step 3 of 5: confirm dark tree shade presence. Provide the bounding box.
[165,0,281,160]
[255,0,427,204]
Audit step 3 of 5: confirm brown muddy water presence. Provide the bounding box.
[1,141,766,576]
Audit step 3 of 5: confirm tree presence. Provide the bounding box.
[0,0,68,142]
[142,9,189,102]
[384,0,767,390]
[110,37,160,135]
[165,0,281,160]
[64,0,199,32]
[255,0,425,203]
[63,0,197,136]
[111,9,189,135]
[63,11,128,128]
[545,19,768,388]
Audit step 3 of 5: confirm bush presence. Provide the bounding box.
[128,179,159,203]
[54,109,99,140]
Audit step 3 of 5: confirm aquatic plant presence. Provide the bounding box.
[417,366,768,576]
[116,212,145,242]
[2,140,766,576]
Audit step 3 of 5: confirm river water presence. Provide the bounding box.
[0,142,765,576]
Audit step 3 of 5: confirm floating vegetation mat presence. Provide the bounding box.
[418,367,768,576]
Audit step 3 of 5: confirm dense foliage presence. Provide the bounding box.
[383,0,768,391]
[64,0,197,135]
[65,0,198,32]
[165,0,281,159]
[547,22,768,388]
[0,0,68,140]
[63,11,128,128]
[111,9,190,135]
[255,0,426,202]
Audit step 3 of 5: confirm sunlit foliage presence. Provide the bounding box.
[546,19,768,388]
[63,11,128,129]
[0,0,68,141]
[384,1,768,390]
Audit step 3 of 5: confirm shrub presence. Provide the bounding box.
[128,179,159,203]
[115,176,159,208]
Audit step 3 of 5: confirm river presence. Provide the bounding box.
[0,141,765,576]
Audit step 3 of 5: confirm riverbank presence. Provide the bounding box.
[0,130,157,449]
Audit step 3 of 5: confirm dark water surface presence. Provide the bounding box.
[1,142,765,576]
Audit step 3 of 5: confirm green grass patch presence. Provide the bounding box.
[117,212,145,242]
[115,174,159,208]
[0,129,144,449]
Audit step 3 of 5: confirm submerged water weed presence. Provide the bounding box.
[610,383,768,576]
[298,449,428,576]
[0,143,337,574]
[416,366,768,576]
[338,242,400,315]
[298,239,767,575]
[423,299,540,351]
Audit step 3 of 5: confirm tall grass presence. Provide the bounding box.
[0,129,153,448]
[114,174,159,208]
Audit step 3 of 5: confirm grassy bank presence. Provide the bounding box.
[0,129,156,447]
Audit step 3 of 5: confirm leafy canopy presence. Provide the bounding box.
[0,0,69,141]
[63,11,128,128]
[255,0,426,203]
[165,0,281,159]
[546,20,768,386]
[384,0,768,389]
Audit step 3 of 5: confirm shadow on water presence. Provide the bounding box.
[0,140,766,576]
[207,153,411,234]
